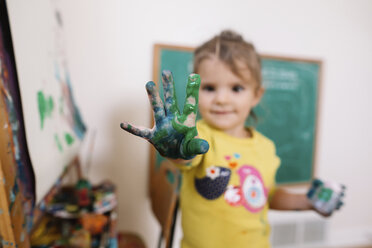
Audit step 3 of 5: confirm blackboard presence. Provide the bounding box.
[152,44,321,185]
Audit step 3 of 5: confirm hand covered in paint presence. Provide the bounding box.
[307,179,346,216]
[120,71,209,160]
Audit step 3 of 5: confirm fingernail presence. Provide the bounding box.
[162,70,173,81]
[189,73,200,82]
[200,139,209,154]
[146,81,156,90]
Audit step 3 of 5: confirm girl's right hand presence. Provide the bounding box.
[120,70,209,160]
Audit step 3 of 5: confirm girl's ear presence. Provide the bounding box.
[252,87,265,107]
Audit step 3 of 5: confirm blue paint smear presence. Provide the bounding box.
[9,182,19,211]
[64,72,86,139]
[109,238,118,248]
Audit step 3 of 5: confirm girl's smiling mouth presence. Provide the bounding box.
[211,110,234,115]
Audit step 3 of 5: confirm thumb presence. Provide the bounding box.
[183,138,209,159]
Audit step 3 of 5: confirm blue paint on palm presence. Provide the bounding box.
[120,70,209,160]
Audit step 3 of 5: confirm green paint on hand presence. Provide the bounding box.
[126,124,132,131]
[120,71,209,160]
[318,188,333,201]
[37,91,54,129]
[54,134,63,152]
[65,133,75,146]
[152,128,168,143]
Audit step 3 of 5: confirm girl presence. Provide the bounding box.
[121,30,343,248]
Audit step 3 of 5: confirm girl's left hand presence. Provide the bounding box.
[307,179,346,217]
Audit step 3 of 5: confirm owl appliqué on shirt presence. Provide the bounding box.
[194,154,268,213]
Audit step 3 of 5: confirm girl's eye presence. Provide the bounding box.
[232,85,244,92]
[202,85,215,92]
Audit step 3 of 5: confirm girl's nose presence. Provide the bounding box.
[214,89,230,104]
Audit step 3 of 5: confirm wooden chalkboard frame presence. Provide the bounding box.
[151,43,322,186]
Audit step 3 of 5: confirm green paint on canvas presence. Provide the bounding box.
[37,91,54,129]
[54,134,63,152]
[65,133,75,146]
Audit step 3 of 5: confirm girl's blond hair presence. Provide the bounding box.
[194,30,261,87]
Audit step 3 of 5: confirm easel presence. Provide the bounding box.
[0,1,34,246]
[0,87,83,247]
[0,81,29,248]
[0,94,82,246]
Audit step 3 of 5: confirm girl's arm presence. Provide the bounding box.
[269,188,313,211]
[269,188,331,217]
[270,179,345,217]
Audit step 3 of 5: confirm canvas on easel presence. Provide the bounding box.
[6,0,87,203]
[1,0,87,246]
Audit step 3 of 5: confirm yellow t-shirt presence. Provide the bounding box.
[176,120,281,248]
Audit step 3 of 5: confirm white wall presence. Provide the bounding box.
[31,0,372,246]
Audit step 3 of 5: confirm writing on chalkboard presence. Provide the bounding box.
[257,59,320,184]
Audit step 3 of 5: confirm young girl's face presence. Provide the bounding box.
[198,56,264,138]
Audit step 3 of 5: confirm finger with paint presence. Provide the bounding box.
[120,70,209,160]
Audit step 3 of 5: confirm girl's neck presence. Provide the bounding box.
[202,120,253,138]
[224,127,252,138]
